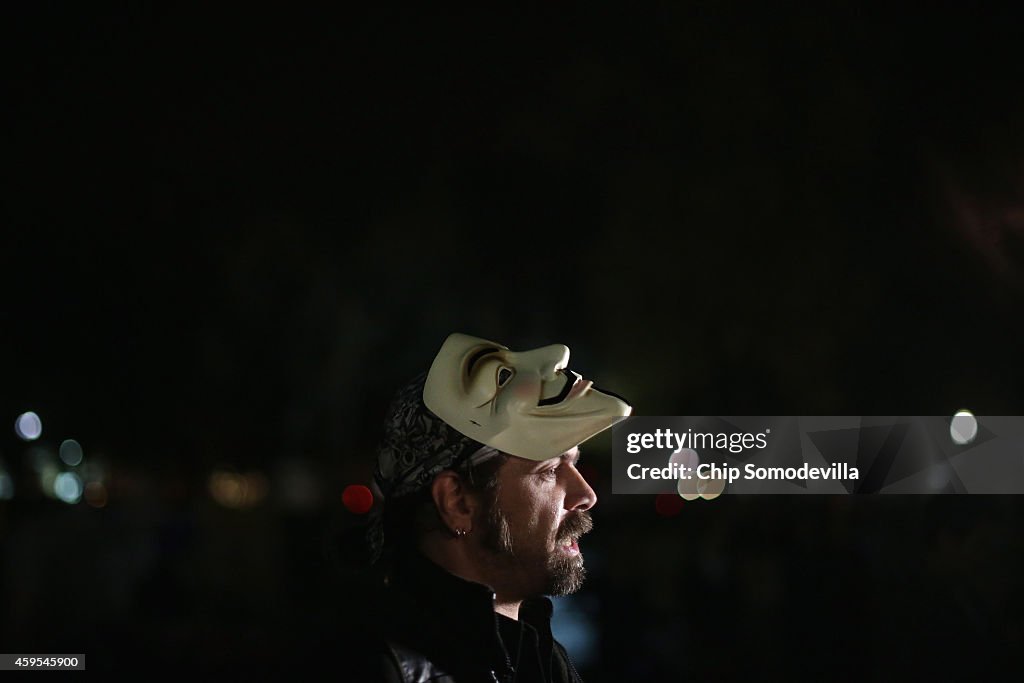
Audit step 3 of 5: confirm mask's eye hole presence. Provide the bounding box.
[497,368,514,386]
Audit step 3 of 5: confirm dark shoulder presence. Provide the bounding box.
[551,639,584,683]
[326,632,418,683]
[383,640,459,683]
[336,609,458,683]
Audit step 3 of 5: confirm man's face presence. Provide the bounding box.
[476,447,597,598]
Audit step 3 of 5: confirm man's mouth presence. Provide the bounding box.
[560,539,580,555]
[556,511,593,556]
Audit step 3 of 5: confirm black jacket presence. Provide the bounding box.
[364,551,584,683]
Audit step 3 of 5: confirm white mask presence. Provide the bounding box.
[423,333,632,461]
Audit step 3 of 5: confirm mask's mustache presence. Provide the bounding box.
[558,510,593,543]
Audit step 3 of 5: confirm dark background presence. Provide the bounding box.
[3,5,1023,679]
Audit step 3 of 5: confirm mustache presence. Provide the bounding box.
[557,510,594,542]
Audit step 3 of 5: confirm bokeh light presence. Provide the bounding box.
[655,492,685,517]
[209,472,244,508]
[208,471,269,509]
[950,409,978,445]
[677,472,700,501]
[697,473,727,500]
[245,472,269,505]
[342,484,374,514]
[84,481,108,508]
[59,439,84,466]
[40,464,60,498]
[669,447,700,469]
[54,472,84,504]
[14,411,42,441]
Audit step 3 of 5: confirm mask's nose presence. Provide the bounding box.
[512,344,571,381]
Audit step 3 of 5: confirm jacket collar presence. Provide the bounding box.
[384,549,556,676]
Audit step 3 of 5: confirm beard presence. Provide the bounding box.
[479,499,594,597]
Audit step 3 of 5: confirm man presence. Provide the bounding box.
[364,333,632,683]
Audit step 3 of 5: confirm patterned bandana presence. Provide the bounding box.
[373,372,494,502]
[366,372,497,562]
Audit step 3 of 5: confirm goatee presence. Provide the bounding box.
[479,500,595,596]
[546,510,593,595]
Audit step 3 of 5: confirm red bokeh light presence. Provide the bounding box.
[342,484,374,515]
[654,493,684,517]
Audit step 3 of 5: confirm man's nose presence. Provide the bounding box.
[566,466,597,512]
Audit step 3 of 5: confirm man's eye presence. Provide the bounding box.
[497,368,513,386]
[539,467,558,479]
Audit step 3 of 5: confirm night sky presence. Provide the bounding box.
[3,5,1023,678]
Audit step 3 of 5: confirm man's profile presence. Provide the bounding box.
[362,333,631,682]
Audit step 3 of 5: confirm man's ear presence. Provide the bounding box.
[431,471,477,535]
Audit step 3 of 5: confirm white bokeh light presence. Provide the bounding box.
[697,473,727,500]
[54,472,84,504]
[677,472,700,501]
[669,447,700,470]
[14,411,42,441]
[950,410,978,445]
